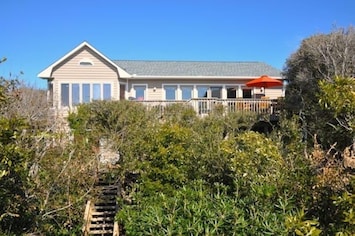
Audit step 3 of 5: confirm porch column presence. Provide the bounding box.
[221,85,227,99]
[177,85,182,100]
[237,85,242,98]
[192,86,197,99]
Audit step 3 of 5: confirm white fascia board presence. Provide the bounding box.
[37,41,131,78]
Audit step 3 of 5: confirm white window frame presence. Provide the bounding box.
[162,84,178,100]
[103,83,112,100]
[60,83,70,107]
[59,82,113,107]
[179,84,194,100]
[132,84,148,100]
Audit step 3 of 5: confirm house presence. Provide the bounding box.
[38,41,284,115]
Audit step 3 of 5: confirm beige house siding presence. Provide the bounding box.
[52,46,118,79]
[264,87,283,99]
[51,46,120,107]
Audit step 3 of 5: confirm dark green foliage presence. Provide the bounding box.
[0,117,35,233]
[118,179,304,235]
[117,181,249,235]
[161,103,198,126]
[138,124,195,195]
[319,76,355,147]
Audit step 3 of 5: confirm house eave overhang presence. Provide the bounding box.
[122,75,283,80]
[37,41,131,79]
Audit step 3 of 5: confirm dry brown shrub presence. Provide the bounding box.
[308,135,350,192]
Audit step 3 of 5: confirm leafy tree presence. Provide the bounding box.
[319,76,355,145]
[283,26,355,148]
[316,76,355,234]
[0,117,36,233]
[0,72,35,233]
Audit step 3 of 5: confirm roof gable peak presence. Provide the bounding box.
[38,41,130,78]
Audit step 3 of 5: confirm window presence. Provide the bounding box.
[164,85,177,100]
[181,86,193,100]
[72,84,80,105]
[59,83,113,107]
[242,89,252,98]
[134,85,146,100]
[103,84,111,100]
[82,84,90,103]
[227,87,237,98]
[93,84,101,100]
[211,87,222,98]
[61,83,69,107]
[197,86,209,98]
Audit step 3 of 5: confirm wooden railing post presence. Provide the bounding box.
[82,200,92,236]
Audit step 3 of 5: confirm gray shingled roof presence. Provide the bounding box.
[113,60,281,77]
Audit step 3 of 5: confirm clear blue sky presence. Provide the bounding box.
[1,0,354,88]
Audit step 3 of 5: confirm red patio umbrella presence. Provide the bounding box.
[246,75,283,88]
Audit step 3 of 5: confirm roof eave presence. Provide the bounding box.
[38,67,53,79]
[122,75,283,79]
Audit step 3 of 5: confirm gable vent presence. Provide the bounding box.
[79,58,94,66]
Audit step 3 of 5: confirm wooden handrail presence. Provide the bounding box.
[82,200,92,236]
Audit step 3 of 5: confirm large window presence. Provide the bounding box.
[181,86,193,100]
[72,83,80,105]
[93,84,101,100]
[103,84,111,100]
[211,87,222,98]
[242,89,252,98]
[60,83,112,107]
[197,86,209,98]
[227,87,237,98]
[82,84,90,103]
[134,85,146,100]
[164,85,177,100]
[61,83,69,107]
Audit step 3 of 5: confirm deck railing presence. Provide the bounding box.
[136,98,282,116]
[52,98,282,121]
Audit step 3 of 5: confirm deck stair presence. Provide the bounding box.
[83,171,120,236]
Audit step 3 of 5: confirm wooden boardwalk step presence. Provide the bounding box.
[94,201,116,206]
[91,211,116,216]
[94,205,117,210]
[89,223,114,228]
[83,168,120,236]
[88,229,113,235]
[90,217,114,222]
